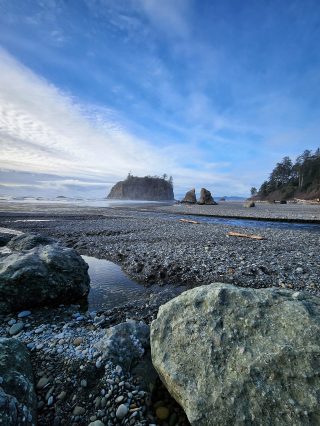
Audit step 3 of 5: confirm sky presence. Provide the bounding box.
[0,0,320,199]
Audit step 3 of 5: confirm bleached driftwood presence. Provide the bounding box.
[179,218,200,224]
[227,231,266,240]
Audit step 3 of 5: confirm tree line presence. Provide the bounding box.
[251,148,320,199]
[126,172,173,188]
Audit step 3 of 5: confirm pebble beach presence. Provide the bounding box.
[0,200,320,425]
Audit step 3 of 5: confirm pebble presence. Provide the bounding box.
[8,319,16,326]
[73,406,85,416]
[37,377,50,389]
[116,404,129,419]
[88,421,105,426]
[156,406,170,420]
[9,322,24,335]
[18,310,32,318]
[57,391,66,400]
[73,337,83,346]
[81,379,87,387]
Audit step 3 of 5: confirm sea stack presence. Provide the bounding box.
[198,188,217,205]
[181,188,197,204]
[107,175,174,201]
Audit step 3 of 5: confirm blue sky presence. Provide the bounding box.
[0,0,320,198]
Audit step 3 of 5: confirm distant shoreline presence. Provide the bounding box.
[0,199,320,224]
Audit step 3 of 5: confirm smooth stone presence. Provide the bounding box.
[73,337,83,346]
[116,404,128,419]
[17,310,31,318]
[7,319,16,326]
[9,322,24,336]
[73,406,85,416]
[57,391,66,400]
[36,377,49,389]
[155,407,170,420]
[88,421,105,426]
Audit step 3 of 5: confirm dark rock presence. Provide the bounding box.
[0,235,13,247]
[0,234,90,314]
[0,338,37,426]
[8,234,55,251]
[243,200,255,208]
[197,188,217,205]
[181,189,197,204]
[107,175,174,201]
[151,283,320,426]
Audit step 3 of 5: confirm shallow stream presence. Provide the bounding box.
[143,212,320,233]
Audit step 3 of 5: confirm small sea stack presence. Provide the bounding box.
[198,188,217,205]
[181,188,197,204]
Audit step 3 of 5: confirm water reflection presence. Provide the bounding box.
[83,255,147,311]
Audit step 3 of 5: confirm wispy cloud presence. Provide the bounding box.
[137,0,192,39]
[0,48,169,178]
[0,47,253,197]
[1,1,319,199]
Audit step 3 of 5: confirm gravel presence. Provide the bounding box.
[1,203,318,296]
[0,201,319,425]
[0,304,189,425]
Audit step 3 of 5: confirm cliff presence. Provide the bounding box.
[107,175,174,201]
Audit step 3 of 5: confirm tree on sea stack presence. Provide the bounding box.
[107,175,174,201]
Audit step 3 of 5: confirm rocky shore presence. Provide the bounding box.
[154,200,320,222]
[1,203,319,296]
[0,201,320,425]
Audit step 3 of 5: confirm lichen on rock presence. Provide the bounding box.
[151,283,320,426]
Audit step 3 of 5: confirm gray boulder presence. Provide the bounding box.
[198,188,217,205]
[95,320,150,369]
[0,234,90,314]
[181,188,197,204]
[0,338,37,425]
[151,283,320,426]
[8,234,55,251]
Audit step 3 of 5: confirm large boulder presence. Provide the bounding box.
[0,234,90,314]
[0,338,37,425]
[8,234,55,251]
[95,320,150,370]
[181,188,197,204]
[243,200,255,208]
[198,188,217,205]
[151,283,320,426]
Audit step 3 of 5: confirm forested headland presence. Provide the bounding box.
[254,149,320,201]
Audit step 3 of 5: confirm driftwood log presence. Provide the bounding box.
[227,231,266,240]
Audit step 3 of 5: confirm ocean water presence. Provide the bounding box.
[0,196,174,208]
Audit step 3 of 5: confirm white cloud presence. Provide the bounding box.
[0,47,172,179]
[0,48,255,197]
